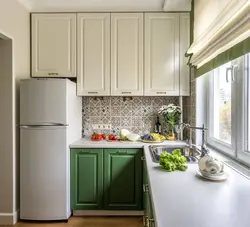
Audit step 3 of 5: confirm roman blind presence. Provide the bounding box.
[187,0,250,77]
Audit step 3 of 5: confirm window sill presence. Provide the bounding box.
[207,145,250,170]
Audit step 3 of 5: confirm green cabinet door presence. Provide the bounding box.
[143,155,149,225]
[104,148,142,210]
[71,148,103,210]
[143,152,155,227]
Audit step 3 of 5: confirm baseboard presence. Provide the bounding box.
[73,210,144,216]
[0,210,19,225]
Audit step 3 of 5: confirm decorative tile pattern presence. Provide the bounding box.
[182,80,196,142]
[82,96,180,136]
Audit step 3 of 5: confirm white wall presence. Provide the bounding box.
[0,0,30,224]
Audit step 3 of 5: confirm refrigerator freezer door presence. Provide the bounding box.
[20,79,68,125]
[20,126,70,220]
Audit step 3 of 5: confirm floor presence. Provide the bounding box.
[13,217,143,227]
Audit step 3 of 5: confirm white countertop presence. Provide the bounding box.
[144,144,250,227]
[70,138,250,227]
[70,138,186,149]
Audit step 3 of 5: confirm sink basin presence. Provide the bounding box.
[149,145,200,163]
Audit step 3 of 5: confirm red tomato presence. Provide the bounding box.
[108,134,114,140]
[102,134,106,139]
[96,135,102,140]
[91,135,96,141]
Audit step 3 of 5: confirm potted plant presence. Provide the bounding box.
[158,104,182,140]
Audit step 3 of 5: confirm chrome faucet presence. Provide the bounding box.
[178,123,209,157]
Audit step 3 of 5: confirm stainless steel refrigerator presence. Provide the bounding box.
[20,78,81,221]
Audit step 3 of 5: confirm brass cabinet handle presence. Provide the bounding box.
[48,73,59,76]
[88,92,98,94]
[122,92,132,94]
[157,92,166,94]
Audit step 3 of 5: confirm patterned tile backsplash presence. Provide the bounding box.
[82,96,179,136]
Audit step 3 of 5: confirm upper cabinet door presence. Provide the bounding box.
[32,14,76,78]
[180,13,190,96]
[144,13,180,96]
[77,13,111,96]
[111,13,143,96]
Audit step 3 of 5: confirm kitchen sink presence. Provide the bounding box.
[149,145,201,163]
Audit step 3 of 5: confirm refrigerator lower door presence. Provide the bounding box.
[20,126,70,220]
[20,79,68,126]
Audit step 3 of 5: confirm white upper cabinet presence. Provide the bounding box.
[111,13,143,96]
[77,13,110,96]
[32,14,76,78]
[180,13,190,96]
[144,13,180,96]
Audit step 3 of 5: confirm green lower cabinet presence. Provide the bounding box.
[71,149,103,210]
[103,148,143,210]
[143,157,149,226]
[143,154,155,227]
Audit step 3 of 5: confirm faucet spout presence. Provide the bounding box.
[178,123,209,157]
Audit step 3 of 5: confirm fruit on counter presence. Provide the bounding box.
[108,134,118,140]
[150,133,166,141]
[141,134,154,141]
[167,135,176,140]
[120,129,131,140]
[159,149,188,171]
[91,133,106,141]
[126,133,141,142]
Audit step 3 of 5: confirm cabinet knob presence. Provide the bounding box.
[48,73,58,76]
[141,156,146,161]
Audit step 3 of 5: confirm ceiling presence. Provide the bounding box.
[17,0,191,12]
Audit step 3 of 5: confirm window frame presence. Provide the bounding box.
[206,54,250,166]
[207,62,236,156]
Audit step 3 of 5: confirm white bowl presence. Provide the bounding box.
[199,169,225,177]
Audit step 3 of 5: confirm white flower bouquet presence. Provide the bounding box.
[158,104,182,137]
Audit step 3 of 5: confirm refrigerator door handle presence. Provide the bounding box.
[20,124,68,129]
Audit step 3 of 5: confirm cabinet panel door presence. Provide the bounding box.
[71,149,103,210]
[77,13,110,96]
[143,155,149,226]
[111,13,143,96]
[180,13,190,96]
[104,149,142,210]
[145,13,180,96]
[32,14,76,78]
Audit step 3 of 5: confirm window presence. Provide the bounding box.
[207,53,250,165]
[213,62,232,144]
